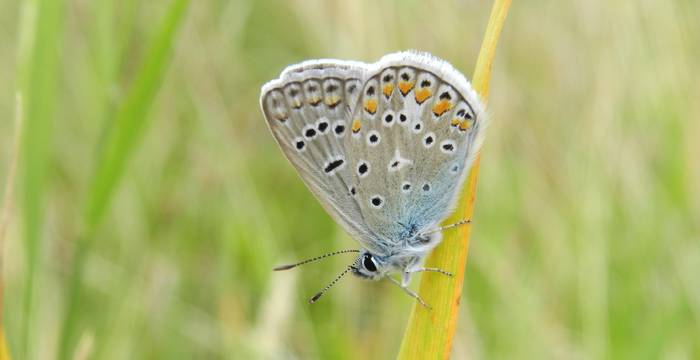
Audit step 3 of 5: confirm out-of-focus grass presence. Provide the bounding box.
[0,0,698,359]
[0,94,22,360]
[15,0,63,358]
[59,0,189,358]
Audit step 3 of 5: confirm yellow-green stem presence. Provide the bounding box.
[0,94,22,360]
[397,1,511,358]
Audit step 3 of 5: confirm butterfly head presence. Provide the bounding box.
[349,251,388,280]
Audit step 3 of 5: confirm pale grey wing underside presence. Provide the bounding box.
[344,52,486,246]
[261,51,486,256]
[260,60,386,252]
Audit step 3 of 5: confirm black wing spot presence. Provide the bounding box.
[383,74,393,82]
[358,162,369,176]
[334,124,345,135]
[456,109,466,117]
[422,183,431,192]
[399,114,407,123]
[439,92,452,100]
[295,141,305,150]
[402,183,411,191]
[370,196,383,208]
[401,73,410,81]
[425,136,434,145]
[442,143,455,152]
[350,186,357,196]
[369,134,379,143]
[366,86,375,96]
[420,80,431,87]
[326,84,338,92]
[324,159,344,173]
[348,84,357,93]
[414,123,422,131]
[305,128,317,138]
[384,114,393,123]
[318,121,329,132]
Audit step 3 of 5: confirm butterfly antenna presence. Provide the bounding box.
[273,249,360,271]
[308,263,356,304]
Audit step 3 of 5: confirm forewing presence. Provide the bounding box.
[344,51,487,243]
[260,60,382,246]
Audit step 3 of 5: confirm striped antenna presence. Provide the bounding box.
[309,261,357,304]
[273,249,359,271]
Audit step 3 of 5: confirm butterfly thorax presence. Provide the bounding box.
[350,231,442,281]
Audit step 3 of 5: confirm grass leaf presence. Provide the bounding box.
[84,0,190,229]
[0,94,24,360]
[15,0,64,357]
[397,1,512,358]
[57,1,190,358]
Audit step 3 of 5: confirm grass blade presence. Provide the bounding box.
[0,94,23,360]
[84,0,190,229]
[15,0,65,357]
[397,1,512,358]
[58,1,190,358]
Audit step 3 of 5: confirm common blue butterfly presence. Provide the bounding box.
[260,51,486,307]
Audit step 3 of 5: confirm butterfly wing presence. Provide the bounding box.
[344,51,487,247]
[260,59,386,248]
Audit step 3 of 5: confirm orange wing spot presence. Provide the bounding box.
[458,120,472,131]
[325,96,341,107]
[414,88,432,104]
[352,119,362,133]
[382,84,394,98]
[432,100,452,116]
[291,99,302,109]
[308,96,322,106]
[450,118,461,127]
[398,81,415,96]
[364,99,377,114]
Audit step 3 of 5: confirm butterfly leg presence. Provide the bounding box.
[418,219,472,237]
[407,267,454,277]
[387,276,431,309]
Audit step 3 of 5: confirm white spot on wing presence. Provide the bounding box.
[369,195,385,209]
[332,120,346,137]
[388,148,412,172]
[302,124,318,140]
[315,117,330,134]
[366,130,381,146]
[357,160,370,178]
[411,121,424,134]
[292,137,306,153]
[382,110,396,127]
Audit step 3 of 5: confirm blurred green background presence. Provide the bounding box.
[1,0,699,358]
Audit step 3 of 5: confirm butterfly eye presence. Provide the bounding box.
[363,254,377,272]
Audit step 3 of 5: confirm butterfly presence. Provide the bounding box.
[260,50,486,307]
